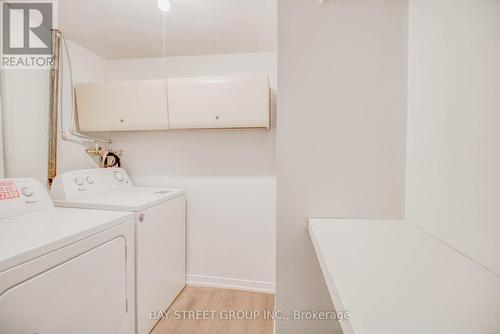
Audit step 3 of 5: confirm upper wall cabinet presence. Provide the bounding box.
[75,75,271,132]
[76,80,169,131]
[167,75,271,130]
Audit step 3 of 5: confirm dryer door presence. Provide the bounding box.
[0,237,127,334]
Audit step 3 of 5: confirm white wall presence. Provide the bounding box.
[1,69,50,182]
[0,6,4,178]
[105,53,277,292]
[407,0,500,275]
[0,116,3,178]
[58,40,108,173]
[277,0,408,333]
[106,53,277,82]
[0,3,49,182]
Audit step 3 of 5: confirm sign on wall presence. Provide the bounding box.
[1,0,57,69]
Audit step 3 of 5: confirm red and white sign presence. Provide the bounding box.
[0,180,20,200]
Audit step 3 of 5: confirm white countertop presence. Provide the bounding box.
[308,219,500,334]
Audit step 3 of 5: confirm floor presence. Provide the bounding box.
[150,286,275,334]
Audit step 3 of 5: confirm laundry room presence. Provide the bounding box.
[1,0,276,333]
[1,1,500,334]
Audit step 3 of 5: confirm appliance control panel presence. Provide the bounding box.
[51,168,133,201]
[0,178,54,219]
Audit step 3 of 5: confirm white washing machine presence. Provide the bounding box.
[50,168,186,334]
[0,178,136,334]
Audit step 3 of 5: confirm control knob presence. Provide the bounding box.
[74,177,84,186]
[113,171,125,182]
[21,187,33,197]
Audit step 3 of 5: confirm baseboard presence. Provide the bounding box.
[186,274,276,294]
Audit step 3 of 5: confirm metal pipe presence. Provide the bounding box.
[47,29,61,187]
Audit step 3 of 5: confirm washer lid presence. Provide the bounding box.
[0,207,134,272]
[54,187,185,212]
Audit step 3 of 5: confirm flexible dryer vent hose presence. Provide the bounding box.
[47,29,62,187]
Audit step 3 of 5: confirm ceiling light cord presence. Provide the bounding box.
[163,12,167,61]
[157,0,170,74]
[161,11,168,76]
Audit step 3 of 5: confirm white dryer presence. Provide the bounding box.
[0,178,136,334]
[51,168,186,334]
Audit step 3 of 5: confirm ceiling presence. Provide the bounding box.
[59,0,277,59]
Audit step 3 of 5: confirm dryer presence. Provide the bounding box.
[0,178,136,334]
[51,168,186,334]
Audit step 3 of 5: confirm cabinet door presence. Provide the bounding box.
[167,75,271,129]
[76,80,169,131]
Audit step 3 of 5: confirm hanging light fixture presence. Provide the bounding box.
[157,0,171,12]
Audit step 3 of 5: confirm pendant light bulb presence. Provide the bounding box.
[157,0,171,12]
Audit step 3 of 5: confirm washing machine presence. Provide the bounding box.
[0,178,136,334]
[50,168,186,334]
